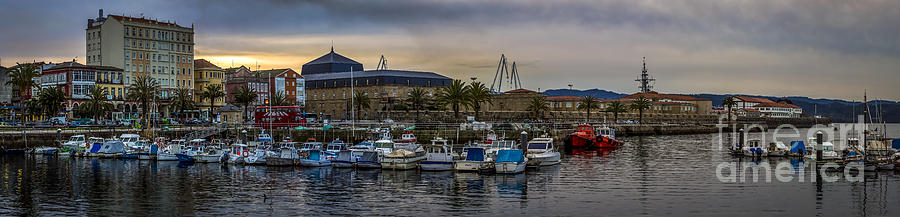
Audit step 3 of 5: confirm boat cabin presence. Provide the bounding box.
[119,134,140,144]
[300,142,323,151]
[596,127,616,140]
[326,140,348,154]
[527,138,554,152]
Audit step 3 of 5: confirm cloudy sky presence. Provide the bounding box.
[1,0,898,100]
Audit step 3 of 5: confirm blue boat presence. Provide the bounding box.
[495,149,526,174]
[175,153,196,162]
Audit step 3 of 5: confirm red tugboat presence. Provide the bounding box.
[568,124,597,148]
[593,126,623,148]
[567,124,623,149]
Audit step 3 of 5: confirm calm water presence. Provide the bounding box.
[2,133,899,216]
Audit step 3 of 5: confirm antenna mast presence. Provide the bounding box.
[635,57,655,93]
[376,55,388,70]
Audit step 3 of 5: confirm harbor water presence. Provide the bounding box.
[2,133,899,216]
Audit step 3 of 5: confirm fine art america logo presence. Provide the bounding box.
[711,115,880,183]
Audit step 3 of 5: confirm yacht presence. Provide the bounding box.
[495,149,527,174]
[420,138,454,171]
[526,137,560,167]
[157,139,184,161]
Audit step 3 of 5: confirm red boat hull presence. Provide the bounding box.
[568,135,594,148]
[593,136,623,148]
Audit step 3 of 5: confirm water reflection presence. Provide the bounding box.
[2,133,900,216]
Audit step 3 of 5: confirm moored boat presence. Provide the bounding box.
[593,126,623,148]
[454,147,491,172]
[420,138,454,171]
[300,149,332,167]
[567,124,596,148]
[495,149,527,174]
[526,137,560,167]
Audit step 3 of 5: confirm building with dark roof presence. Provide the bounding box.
[301,48,364,75]
[302,49,452,120]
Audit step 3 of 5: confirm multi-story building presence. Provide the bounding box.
[193,59,225,116]
[620,91,712,114]
[0,66,10,105]
[303,49,451,120]
[731,96,774,110]
[39,61,124,119]
[254,68,305,106]
[85,9,194,114]
[225,68,269,107]
[752,102,802,118]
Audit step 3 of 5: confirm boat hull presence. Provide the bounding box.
[356,161,381,169]
[527,152,561,167]
[454,161,492,172]
[495,162,526,174]
[381,156,425,170]
[593,136,622,148]
[175,154,195,162]
[266,158,299,166]
[157,154,179,161]
[331,160,355,168]
[568,135,594,148]
[420,161,453,171]
[300,159,332,167]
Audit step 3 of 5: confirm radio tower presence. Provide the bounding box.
[635,57,655,93]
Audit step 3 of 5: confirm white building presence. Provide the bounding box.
[753,102,803,118]
[85,9,194,100]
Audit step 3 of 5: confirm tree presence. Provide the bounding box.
[577,96,599,122]
[36,87,66,119]
[171,88,195,124]
[232,86,257,122]
[352,90,371,121]
[5,64,40,124]
[126,75,159,129]
[269,91,288,106]
[526,95,549,120]
[629,97,652,124]
[436,80,470,121]
[605,101,628,123]
[722,96,737,123]
[466,82,492,121]
[201,84,225,120]
[406,88,428,120]
[81,85,115,121]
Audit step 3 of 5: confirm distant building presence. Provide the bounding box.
[255,68,305,106]
[224,65,253,103]
[620,91,712,114]
[484,89,544,112]
[753,102,802,118]
[225,67,269,107]
[302,49,452,120]
[731,96,774,110]
[39,61,125,119]
[86,9,194,104]
[193,59,225,117]
[0,66,10,105]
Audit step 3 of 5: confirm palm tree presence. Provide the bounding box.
[5,64,40,124]
[126,75,159,129]
[81,85,115,121]
[201,84,225,120]
[577,96,599,122]
[436,80,470,121]
[269,91,288,106]
[232,86,258,122]
[466,82,492,121]
[629,97,652,124]
[605,101,628,123]
[36,87,66,119]
[171,88,195,124]
[352,90,371,121]
[406,88,428,120]
[722,96,737,123]
[525,95,549,120]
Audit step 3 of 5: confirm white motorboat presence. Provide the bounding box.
[804,137,840,160]
[84,137,106,157]
[495,149,527,174]
[374,139,395,155]
[244,145,272,165]
[157,139,184,161]
[332,150,356,168]
[526,137,560,167]
[454,147,492,172]
[119,134,141,149]
[195,140,226,163]
[325,140,348,156]
[98,140,126,158]
[420,138,454,171]
[355,151,381,169]
[227,143,251,164]
[766,141,790,157]
[267,142,299,166]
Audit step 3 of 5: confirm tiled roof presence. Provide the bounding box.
[621,91,710,101]
[544,96,582,101]
[506,89,536,94]
[753,102,800,109]
[303,69,450,81]
[108,15,189,28]
[733,96,774,103]
[193,59,220,69]
[303,50,361,66]
[253,68,297,78]
[45,61,122,71]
